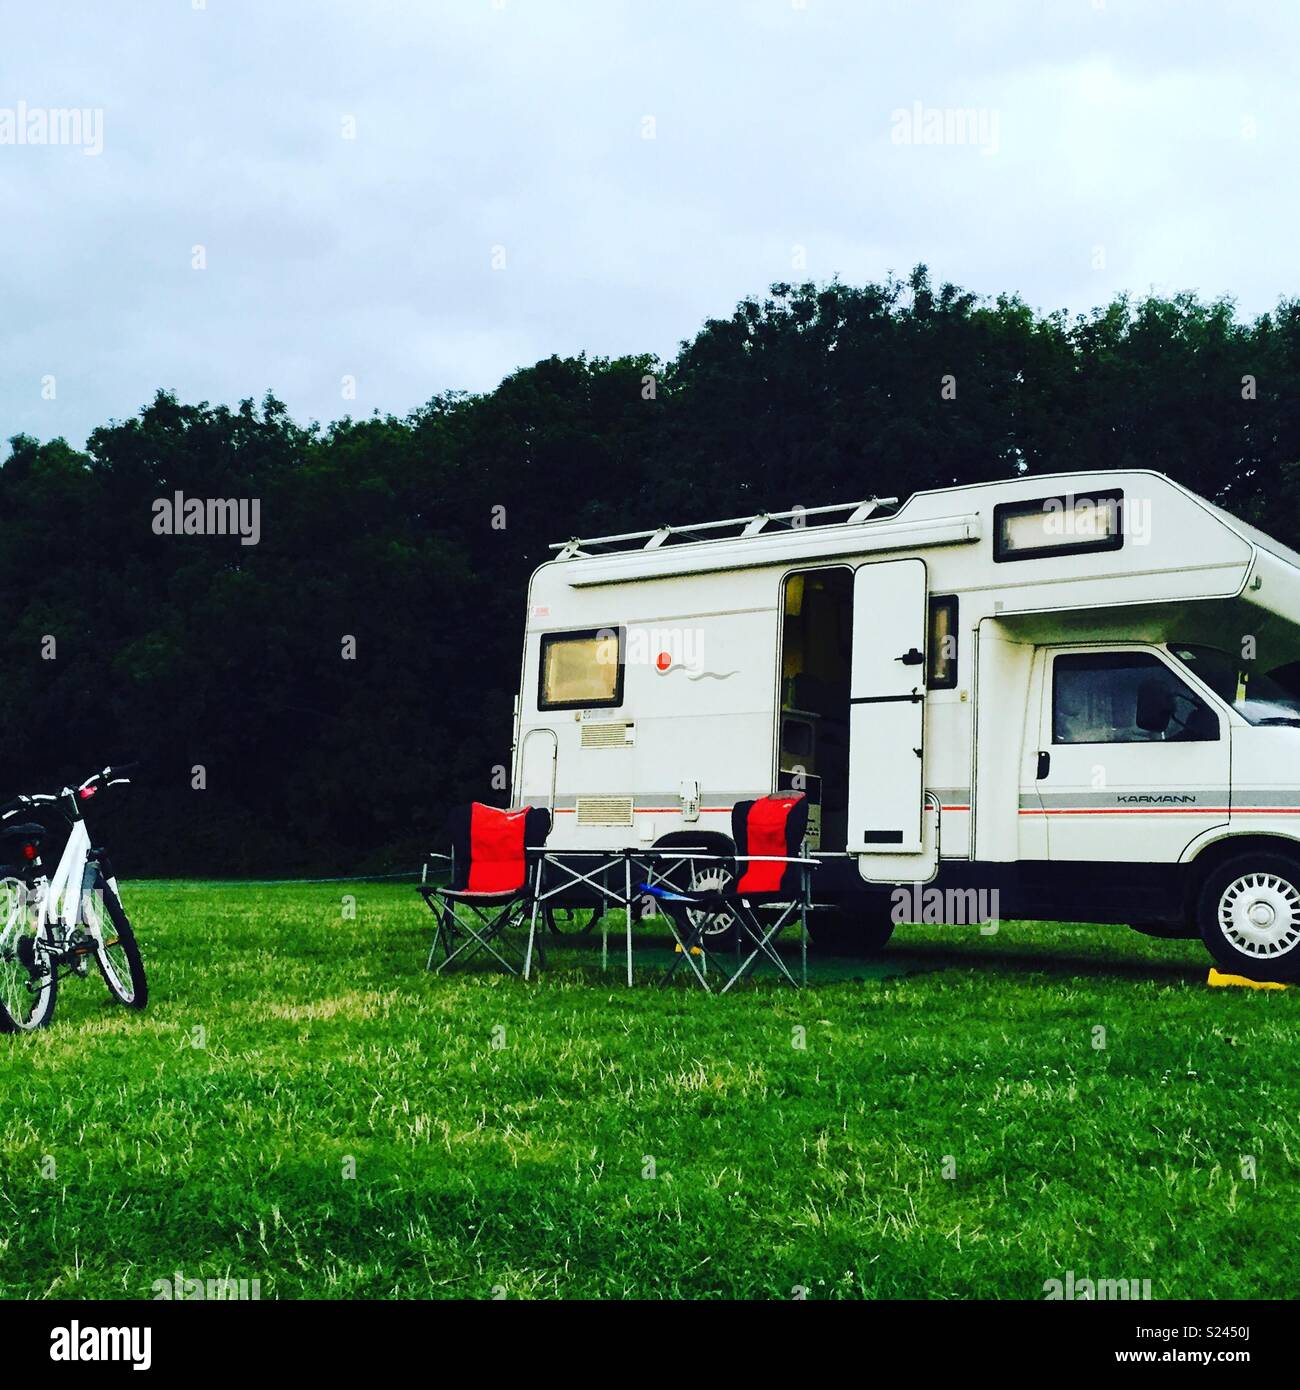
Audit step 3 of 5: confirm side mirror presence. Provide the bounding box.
[1135,679,1174,734]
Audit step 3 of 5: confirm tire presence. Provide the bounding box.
[811,901,896,958]
[1195,852,1300,982]
[84,874,148,1009]
[648,831,738,950]
[1129,920,1199,940]
[0,878,58,1032]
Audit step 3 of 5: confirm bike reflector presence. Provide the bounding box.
[79,786,97,799]
[22,843,36,860]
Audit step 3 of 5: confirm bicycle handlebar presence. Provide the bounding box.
[0,793,58,820]
[1,763,139,818]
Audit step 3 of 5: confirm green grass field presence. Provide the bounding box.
[1,879,1297,1300]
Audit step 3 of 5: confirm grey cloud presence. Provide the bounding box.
[1,0,1296,448]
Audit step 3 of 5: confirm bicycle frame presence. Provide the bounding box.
[42,818,100,938]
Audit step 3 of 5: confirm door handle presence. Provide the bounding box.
[1036,751,1050,780]
[896,648,925,666]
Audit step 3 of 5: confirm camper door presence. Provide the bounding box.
[847,558,927,854]
[1032,646,1230,862]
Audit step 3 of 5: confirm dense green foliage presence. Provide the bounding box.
[1,880,1296,1298]
[4,268,1300,872]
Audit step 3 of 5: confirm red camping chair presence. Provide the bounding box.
[639,792,816,992]
[419,803,551,975]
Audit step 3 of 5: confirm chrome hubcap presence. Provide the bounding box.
[688,868,735,937]
[1219,873,1300,959]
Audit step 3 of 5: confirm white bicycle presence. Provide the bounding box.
[0,765,147,1032]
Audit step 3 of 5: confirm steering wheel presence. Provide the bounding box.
[1162,690,1204,740]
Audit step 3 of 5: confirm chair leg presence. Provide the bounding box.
[660,910,712,991]
[524,895,542,980]
[430,900,527,976]
[426,901,454,972]
[722,904,801,993]
[471,906,525,975]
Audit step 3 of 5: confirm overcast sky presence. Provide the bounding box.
[1,0,1296,450]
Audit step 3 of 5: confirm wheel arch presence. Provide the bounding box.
[1182,832,1300,919]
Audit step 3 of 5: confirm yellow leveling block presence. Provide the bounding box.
[1207,968,1291,991]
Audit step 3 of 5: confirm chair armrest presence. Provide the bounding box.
[420,852,452,888]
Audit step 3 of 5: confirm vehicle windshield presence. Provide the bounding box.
[1167,644,1300,727]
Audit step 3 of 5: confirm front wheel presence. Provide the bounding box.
[0,879,58,1032]
[1195,853,1300,982]
[83,874,148,1009]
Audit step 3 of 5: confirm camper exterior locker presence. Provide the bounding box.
[512,471,1300,981]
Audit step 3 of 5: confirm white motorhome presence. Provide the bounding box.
[512,470,1300,981]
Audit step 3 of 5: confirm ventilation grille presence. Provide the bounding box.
[581,721,635,749]
[576,796,635,827]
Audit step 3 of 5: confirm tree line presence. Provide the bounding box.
[3,266,1299,873]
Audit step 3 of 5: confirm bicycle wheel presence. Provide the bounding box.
[0,879,58,1032]
[83,873,148,1009]
[543,905,602,936]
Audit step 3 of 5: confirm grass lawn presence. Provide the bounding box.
[1,878,1297,1300]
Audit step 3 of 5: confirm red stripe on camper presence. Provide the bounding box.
[1019,807,1231,815]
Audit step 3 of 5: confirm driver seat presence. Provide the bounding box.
[0,823,44,875]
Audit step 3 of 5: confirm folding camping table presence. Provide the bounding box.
[523,846,818,989]
[524,845,721,984]
[523,848,637,984]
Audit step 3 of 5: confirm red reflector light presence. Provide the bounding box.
[79,786,97,799]
[22,844,36,860]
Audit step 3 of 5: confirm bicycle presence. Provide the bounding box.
[0,765,148,1032]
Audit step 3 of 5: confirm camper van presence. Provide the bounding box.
[512,470,1300,981]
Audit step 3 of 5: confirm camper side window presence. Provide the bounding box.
[1052,652,1220,744]
[928,596,958,689]
[994,491,1123,562]
[538,628,624,710]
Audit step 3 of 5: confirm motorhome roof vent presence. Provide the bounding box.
[576,796,635,826]
[581,721,636,749]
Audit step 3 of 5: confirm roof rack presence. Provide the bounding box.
[550,497,900,560]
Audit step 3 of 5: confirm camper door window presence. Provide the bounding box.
[928,596,959,689]
[538,628,625,710]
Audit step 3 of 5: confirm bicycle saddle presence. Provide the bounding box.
[0,823,44,841]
